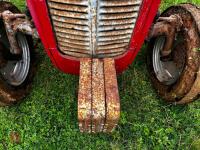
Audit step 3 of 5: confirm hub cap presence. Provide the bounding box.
[0,33,30,86]
[152,36,185,85]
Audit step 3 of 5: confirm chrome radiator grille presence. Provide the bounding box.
[47,0,143,58]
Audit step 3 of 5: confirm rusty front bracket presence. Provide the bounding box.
[78,58,120,133]
[0,10,38,54]
[149,14,183,57]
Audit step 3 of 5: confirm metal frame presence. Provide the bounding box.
[27,0,161,75]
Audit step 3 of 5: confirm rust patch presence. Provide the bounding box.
[78,58,120,133]
[0,10,25,54]
[91,59,105,133]
[78,58,92,133]
[0,10,38,54]
[103,58,120,132]
[149,14,183,56]
[176,68,200,104]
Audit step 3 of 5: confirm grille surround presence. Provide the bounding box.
[47,0,143,58]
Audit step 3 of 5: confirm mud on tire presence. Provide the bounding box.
[147,4,200,104]
[0,2,36,106]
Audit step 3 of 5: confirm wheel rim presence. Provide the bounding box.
[0,33,30,86]
[152,36,185,85]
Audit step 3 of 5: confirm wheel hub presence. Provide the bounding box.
[0,33,30,86]
[152,36,186,85]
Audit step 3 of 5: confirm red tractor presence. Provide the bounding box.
[0,0,199,133]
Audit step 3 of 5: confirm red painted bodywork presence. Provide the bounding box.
[27,0,161,75]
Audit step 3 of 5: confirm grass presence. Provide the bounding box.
[0,0,199,149]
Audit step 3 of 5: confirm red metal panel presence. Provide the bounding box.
[27,0,80,74]
[27,0,161,75]
[115,0,161,73]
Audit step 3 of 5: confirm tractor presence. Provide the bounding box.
[0,0,199,133]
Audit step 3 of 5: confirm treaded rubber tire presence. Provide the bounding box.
[147,4,200,104]
[0,2,37,106]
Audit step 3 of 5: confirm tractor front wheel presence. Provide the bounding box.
[0,2,36,106]
[147,4,200,104]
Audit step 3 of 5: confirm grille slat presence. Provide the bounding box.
[96,49,125,54]
[52,16,89,26]
[100,6,140,14]
[98,29,133,37]
[50,9,89,19]
[48,2,88,13]
[99,18,136,26]
[57,32,90,41]
[98,43,129,50]
[59,43,90,51]
[54,21,89,32]
[98,34,132,42]
[49,0,88,6]
[55,27,89,37]
[98,24,135,31]
[59,46,90,53]
[47,0,143,57]
[98,39,130,46]
[99,12,138,20]
[57,37,90,46]
[100,0,141,6]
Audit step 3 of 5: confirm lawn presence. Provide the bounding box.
[0,0,199,149]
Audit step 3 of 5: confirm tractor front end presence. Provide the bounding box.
[0,0,199,133]
[26,0,160,75]
[27,0,160,133]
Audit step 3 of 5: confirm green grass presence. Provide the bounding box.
[0,0,200,149]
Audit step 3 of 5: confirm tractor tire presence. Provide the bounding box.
[0,2,36,106]
[147,4,200,104]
